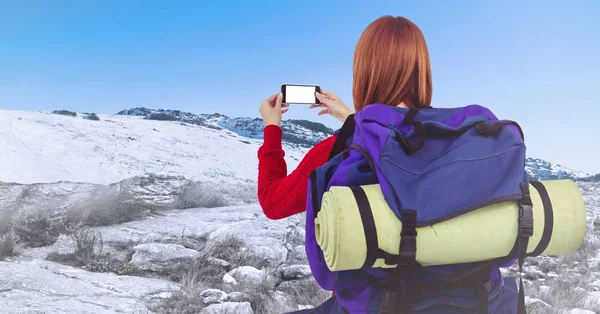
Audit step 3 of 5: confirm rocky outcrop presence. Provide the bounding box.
[130,243,199,272]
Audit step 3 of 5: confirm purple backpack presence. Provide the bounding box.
[303,104,540,314]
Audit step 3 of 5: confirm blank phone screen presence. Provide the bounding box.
[285,85,317,104]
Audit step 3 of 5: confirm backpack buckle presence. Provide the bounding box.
[476,122,489,134]
[518,203,534,237]
[398,235,417,265]
[399,210,417,266]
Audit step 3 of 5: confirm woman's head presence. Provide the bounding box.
[352,16,432,111]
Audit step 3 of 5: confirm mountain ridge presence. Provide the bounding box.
[114,107,598,182]
[115,107,333,148]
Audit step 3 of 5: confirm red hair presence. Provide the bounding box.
[352,16,432,111]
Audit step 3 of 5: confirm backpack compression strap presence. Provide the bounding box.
[375,209,418,314]
[328,114,355,161]
[517,182,534,314]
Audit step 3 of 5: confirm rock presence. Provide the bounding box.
[274,290,292,305]
[293,245,308,263]
[200,302,254,314]
[223,273,237,285]
[130,243,199,272]
[155,291,173,299]
[277,279,304,291]
[570,309,595,314]
[538,286,550,298]
[227,266,264,286]
[208,216,300,265]
[593,217,600,228]
[585,291,600,308]
[200,289,228,305]
[277,280,299,293]
[227,292,252,303]
[298,305,315,310]
[525,297,552,310]
[0,259,178,314]
[280,264,312,280]
[276,278,321,298]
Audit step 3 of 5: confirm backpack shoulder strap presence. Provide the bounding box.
[328,114,355,161]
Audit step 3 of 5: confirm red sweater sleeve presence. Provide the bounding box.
[257,125,336,220]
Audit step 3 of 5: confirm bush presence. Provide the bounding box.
[170,257,227,287]
[84,256,142,276]
[205,235,271,270]
[0,230,18,260]
[46,229,144,276]
[516,238,600,313]
[280,278,330,309]
[156,274,209,314]
[72,227,104,260]
[88,113,100,121]
[177,182,229,209]
[46,227,104,266]
[11,213,67,248]
[52,110,77,117]
[65,186,161,227]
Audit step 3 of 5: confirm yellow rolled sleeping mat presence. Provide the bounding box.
[315,180,587,271]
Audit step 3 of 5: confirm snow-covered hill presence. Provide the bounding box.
[0,109,317,185]
[526,158,594,181]
[2,107,593,185]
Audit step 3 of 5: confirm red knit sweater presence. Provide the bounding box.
[257,125,336,219]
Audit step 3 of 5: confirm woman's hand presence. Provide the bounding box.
[259,93,290,127]
[311,89,354,123]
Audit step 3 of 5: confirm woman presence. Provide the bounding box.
[257,15,431,221]
[257,15,431,313]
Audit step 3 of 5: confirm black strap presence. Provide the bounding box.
[350,186,379,269]
[396,209,418,313]
[367,275,390,291]
[412,276,492,297]
[328,114,355,160]
[529,181,553,257]
[476,276,492,314]
[310,171,319,214]
[476,120,525,141]
[397,109,427,155]
[349,143,376,173]
[373,210,419,313]
[517,182,534,314]
[399,210,418,266]
[404,108,419,123]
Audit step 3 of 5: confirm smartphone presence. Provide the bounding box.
[281,84,320,104]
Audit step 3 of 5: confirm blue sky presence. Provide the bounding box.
[0,0,599,173]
